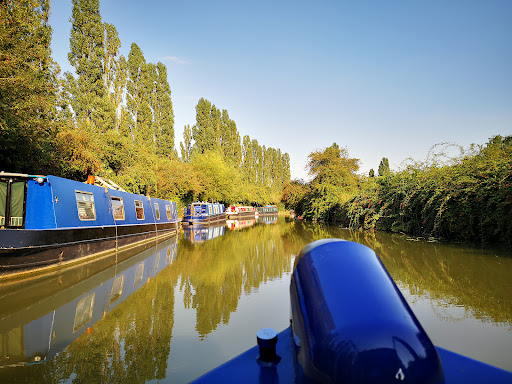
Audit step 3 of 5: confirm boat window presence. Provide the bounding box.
[155,203,160,220]
[9,182,24,226]
[166,205,172,220]
[75,191,96,221]
[111,196,125,220]
[208,205,213,215]
[135,200,145,220]
[0,182,6,226]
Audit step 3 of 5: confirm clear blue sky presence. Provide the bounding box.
[49,0,512,180]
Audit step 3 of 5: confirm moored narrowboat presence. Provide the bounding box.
[256,205,278,216]
[183,202,227,225]
[225,205,256,220]
[0,172,179,278]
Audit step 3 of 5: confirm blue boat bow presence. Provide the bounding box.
[192,239,512,383]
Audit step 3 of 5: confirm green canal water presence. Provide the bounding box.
[1,216,511,382]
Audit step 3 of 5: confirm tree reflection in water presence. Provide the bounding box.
[1,218,511,382]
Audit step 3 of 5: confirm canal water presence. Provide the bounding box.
[1,216,511,382]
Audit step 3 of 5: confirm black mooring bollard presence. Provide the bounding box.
[256,328,278,363]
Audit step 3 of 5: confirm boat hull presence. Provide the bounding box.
[227,211,256,220]
[0,222,178,278]
[182,213,227,226]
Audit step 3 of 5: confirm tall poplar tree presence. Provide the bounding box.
[66,0,111,131]
[150,62,175,157]
[220,110,241,165]
[193,98,217,153]
[282,153,291,183]
[126,42,151,145]
[242,135,252,179]
[112,55,127,132]
[378,157,390,177]
[180,124,193,162]
[0,0,59,173]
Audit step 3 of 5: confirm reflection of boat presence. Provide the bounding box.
[256,205,278,216]
[225,205,256,220]
[183,224,225,244]
[183,202,226,225]
[226,219,256,231]
[257,214,278,225]
[192,240,512,384]
[0,237,178,367]
[0,173,179,277]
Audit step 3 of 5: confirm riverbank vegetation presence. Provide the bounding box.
[282,136,512,244]
[0,0,290,209]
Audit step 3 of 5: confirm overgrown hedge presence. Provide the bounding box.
[283,136,512,245]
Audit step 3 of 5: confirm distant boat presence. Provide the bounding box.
[182,202,227,226]
[256,205,278,215]
[0,172,179,278]
[225,205,256,220]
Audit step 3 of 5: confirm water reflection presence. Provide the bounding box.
[0,219,511,382]
[226,219,256,230]
[183,224,226,244]
[177,220,292,338]
[257,214,279,225]
[0,237,178,370]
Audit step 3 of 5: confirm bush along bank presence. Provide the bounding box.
[282,136,512,245]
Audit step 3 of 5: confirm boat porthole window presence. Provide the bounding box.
[166,205,172,220]
[135,200,145,220]
[155,203,160,220]
[111,196,125,220]
[75,191,96,221]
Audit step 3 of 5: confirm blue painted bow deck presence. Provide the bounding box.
[192,327,511,383]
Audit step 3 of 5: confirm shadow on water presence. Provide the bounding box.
[0,217,511,382]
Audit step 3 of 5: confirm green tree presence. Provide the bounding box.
[112,55,127,132]
[369,168,375,177]
[0,0,59,173]
[126,42,151,146]
[180,124,193,162]
[306,143,360,220]
[378,157,390,177]
[282,153,291,183]
[150,62,174,157]
[220,110,241,165]
[66,0,112,132]
[192,98,219,153]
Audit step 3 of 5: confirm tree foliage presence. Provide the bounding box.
[0,0,59,173]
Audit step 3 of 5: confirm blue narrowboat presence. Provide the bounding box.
[192,240,512,384]
[0,172,179,277]
[183,202,226,225]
